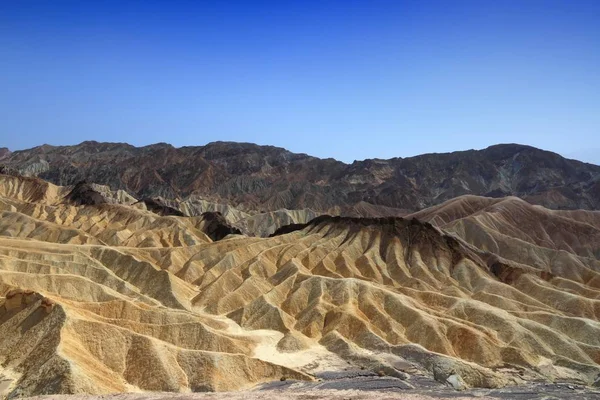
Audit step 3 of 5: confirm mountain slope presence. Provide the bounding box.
[1,173,600,397]
[3,141,599,212]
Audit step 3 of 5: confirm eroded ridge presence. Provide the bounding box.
[1,173,600,398]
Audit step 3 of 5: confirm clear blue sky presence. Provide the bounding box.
[1,0,599,164]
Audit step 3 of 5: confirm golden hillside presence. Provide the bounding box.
[1,174,599,397]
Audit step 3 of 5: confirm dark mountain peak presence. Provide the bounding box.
[482,143,559,158]
[76,141,135,151]
[399,143,537,163]
[0,147,10,161]
[16,141,135,158]
[140,142,174,150]
[65,181,108,206]
[35,144,56,152]
[484,143,536,152]
[199,211,242,241]
[199,141,302,160]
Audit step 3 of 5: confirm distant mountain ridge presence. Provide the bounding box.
[2,141,599,211]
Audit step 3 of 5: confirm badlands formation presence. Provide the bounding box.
[0,172,600,398]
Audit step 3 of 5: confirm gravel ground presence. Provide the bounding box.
[24,392,490,400]
[24,371,600,400]
[257,371,600,399]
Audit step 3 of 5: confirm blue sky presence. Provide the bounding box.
[1,0,599,164]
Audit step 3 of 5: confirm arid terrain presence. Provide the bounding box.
[2,141,599,213]
[1,143,600,399]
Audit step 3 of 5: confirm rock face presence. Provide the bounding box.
[137,198,186,217]
[0,148,10,161]
[1,173,600,397]
[197,211,242,241]
[65,181,109,206]
[2,141,599,212]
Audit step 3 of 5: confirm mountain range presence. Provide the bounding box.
[1,141,600,398]
[2,141,599,214]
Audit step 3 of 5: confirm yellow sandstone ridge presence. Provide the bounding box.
[0,173,599,397]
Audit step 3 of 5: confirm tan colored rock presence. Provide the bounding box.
[1,174,600,397]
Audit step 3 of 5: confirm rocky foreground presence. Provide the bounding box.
[19,376,600,400]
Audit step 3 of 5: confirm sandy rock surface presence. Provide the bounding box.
[1,173,600,398]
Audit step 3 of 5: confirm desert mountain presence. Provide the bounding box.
[2,141,599,213]
[0,148,10,161]
[1,172,600,398]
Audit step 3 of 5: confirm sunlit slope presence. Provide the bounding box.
[0,175,309,397]
[1,174,599,397]
[409,195,600,278]
[180,216,600,383]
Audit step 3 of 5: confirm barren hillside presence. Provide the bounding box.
[1,173,600,398]
[3,141,599,212]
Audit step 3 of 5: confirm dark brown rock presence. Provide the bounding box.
[138,198,185,217]
[65,181,108,206]
[3,141,599,212]
[200,211,242,241]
